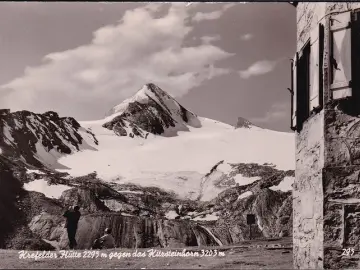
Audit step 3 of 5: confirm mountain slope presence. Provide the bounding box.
[0,83,295,249]
[0,109,98,169]
[56,115,294,200]
[1,83,293,201]
[103,83,201,138]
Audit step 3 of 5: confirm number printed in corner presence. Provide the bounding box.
[341,248,355,256]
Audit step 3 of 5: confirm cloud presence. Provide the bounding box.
[192,3,235,22]
[251,102,289,124]
[239,60,278,79]
[240,33,253,41]
[200,35,221,44]
[0,3,233,120]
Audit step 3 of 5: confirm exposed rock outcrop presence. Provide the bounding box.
[103,83,201,137]
[235,117,253,129]
[0,110,98,169]
[28,212,223,249]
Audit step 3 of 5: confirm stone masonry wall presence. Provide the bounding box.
[294,3,327,269]
[296,2,360,269]
[323,2,360,269]
[293,111,324,269]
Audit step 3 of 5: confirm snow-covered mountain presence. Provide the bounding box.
[0,83,295,250]
[0,109,98,169]
[103,83,201,138]
[54,84,294,200]
[0,83,295,201]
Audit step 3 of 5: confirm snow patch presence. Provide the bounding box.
[3,123,15,145]
[26,169,44,174]
[23,179,71,199]
[102,199,124,212]
[237,191,253,200]
[199,225,223,246]
[118,190,144,194]
[14,119,22,128]
[165,210,179,219]
[34,141,65,169]
[234,175,261,186]
[269,176,294,192]
[121,212,135,217]
[193,213,219,221]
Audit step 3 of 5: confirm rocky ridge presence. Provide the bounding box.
[103,83,201,138]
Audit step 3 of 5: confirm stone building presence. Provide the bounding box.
[291,2,360,269]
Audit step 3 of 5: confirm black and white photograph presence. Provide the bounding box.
[0,1,359,269]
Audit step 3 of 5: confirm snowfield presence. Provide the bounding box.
[53,116,294,200]
[2,84,295,201]
[23,179,72,199]
[269,176,294,192]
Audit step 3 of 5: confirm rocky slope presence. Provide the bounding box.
[103,83,201,138]
[235,117,253,129]
[0,83,295,250]
[4,162,294,250]
[0,109,97,169]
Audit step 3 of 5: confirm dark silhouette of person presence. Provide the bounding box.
[63,205,81,249]
[92,228,116,249]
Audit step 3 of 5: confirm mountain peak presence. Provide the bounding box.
[103,83,201,138]
[235,117,253,129]
[134,83,162,97]
[105,83,175,118]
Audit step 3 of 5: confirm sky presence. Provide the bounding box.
[0,2,296,132]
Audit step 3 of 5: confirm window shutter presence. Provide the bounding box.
[309,24,322,110]
[291,53,298,130]
[330,11,352,100]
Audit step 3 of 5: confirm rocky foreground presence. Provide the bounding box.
[0,152,294,251]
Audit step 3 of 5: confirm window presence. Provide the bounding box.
[352,11,360,105]
[297,41,311,131]
[290,23,324,132]
[330,11,352,100]
[328,10,360,114]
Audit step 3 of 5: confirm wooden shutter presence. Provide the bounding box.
[330,11,352,100]
[291,53,298,130]
[309,25,321,110]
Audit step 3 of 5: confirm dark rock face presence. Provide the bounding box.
[213,189,292,240]
[103,83,201,137]
[199,162,295,240]
[0,156,26,247]
[29,212,222,250]
[113,123,127,136]
[0,155,61,250]
[77,214,220,249]
[0,110,98,169]
[235,117,253,129]
[60,188,110,214]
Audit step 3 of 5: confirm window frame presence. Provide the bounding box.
[296,39,311,132]
[291,23,325,132]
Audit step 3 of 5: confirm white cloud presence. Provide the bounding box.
[200,35,221,44]
[192,3,235,22]
[239,60,278,79]
[251,103,289,124]
[0,3,233,120]
[240,33,254,41]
